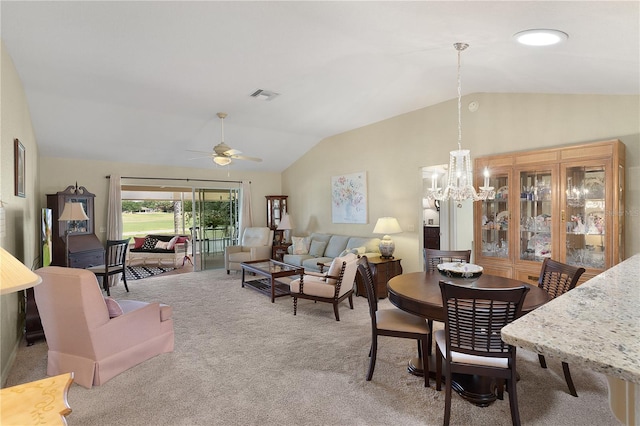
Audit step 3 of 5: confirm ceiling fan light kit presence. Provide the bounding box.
[187,112,263,167]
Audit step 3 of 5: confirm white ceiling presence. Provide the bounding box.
[2,1,638,173]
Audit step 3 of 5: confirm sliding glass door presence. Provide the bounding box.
[193,188,239,271]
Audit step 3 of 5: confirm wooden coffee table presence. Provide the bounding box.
[241,259,304,303]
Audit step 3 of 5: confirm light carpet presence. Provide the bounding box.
[6,269,618,425]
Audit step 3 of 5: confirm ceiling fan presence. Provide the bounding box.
[188,112,262,166]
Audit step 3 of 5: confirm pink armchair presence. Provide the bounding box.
[34,266,174,389]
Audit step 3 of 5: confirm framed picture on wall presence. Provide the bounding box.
[331,171,367,224]
[14,139,25,198]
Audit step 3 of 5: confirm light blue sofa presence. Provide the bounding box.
[282,233,381,272]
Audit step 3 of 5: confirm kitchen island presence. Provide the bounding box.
[502,253,640,425]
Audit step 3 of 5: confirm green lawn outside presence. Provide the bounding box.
[122,212,183,237]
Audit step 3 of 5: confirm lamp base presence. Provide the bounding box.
[378,238,395,259]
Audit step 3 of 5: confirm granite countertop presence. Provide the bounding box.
[502,253,640,384]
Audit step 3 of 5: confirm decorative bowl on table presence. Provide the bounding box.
[437,262,483,279]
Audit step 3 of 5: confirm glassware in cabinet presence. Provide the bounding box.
[563,165,606,269]
[479,173,510,258]
[519,170,553,262]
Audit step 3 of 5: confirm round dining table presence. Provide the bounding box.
[387,271,550,406]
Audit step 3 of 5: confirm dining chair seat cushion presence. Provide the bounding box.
[376,309,430,334]
[435,330,509,369]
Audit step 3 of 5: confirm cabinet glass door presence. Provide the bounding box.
[519,170,553,262]
[564,165,606,269]
[480,172,509,258]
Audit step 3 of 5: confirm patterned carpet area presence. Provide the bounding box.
[124,266,175,281]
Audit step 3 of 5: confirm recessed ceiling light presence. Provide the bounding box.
[513,29,568,46]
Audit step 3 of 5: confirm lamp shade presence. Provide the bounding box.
[58,202,89,222]
[373,217,402,259]
[276,213,293,230]
[0,247,42,295]
[373,217,402,235]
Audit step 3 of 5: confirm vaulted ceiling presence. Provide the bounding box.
[2,1,638,172]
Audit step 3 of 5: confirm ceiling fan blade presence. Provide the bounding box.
[224,148,242,156]
[230,154,262,162]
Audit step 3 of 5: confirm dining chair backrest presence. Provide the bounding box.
[538,258,585,299]
[424,249,471,272]
[105,239,130,270]
[357,256,378,321]
[439,281,529,359]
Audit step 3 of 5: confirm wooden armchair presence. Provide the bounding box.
[289,252,358,321]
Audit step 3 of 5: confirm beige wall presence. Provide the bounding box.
[282,93,640,272]
[39,158,283,238]
[1,42,41,384]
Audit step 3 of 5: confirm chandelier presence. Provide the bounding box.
[426,43,494,207]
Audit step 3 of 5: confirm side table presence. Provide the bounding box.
[356,256,402,299]
[1,373,74,425]
[272,243,291,262]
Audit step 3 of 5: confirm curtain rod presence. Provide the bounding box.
[105,175,247,184]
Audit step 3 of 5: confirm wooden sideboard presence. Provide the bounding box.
[355,257,402,299]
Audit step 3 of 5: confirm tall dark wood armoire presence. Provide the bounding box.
[25,184,104,345]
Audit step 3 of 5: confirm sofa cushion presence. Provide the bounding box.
[292,236,310,255]
[167,236,179,250]
[324,235,350,258]
[155,241,170,250]
[302,257,331,271]
[142,237,159,250]
[133,237,146,249]
[283,254,313,267]
[309,240,327,257]
[346,237,381,254]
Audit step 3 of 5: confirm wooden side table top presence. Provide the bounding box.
[1,373,74,425]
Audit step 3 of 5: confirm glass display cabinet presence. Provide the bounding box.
[266,195,288,230]
[474,139,625,285]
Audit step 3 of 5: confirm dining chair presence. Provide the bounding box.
[86,238,130,296]
[423,248,471,272]
[357,256,431,387]
[536,257,585,397]
[423,249,472,354]
[435,281,529,426]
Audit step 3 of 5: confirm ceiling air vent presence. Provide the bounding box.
[250,89,280,101]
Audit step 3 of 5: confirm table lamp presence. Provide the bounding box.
[0,247,42,295]
[58,202,89,266]
[373,217,402,259]
[276,213,293,244]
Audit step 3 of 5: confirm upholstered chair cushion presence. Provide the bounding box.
[435,329,509,368]
[241,227,271,247]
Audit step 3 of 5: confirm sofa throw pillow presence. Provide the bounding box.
[167,236,179,250]
[292,236,310,255]
[176,236,189,245]
[133,237,146,249]
[104,297,123,318]
[142,237,159,250]
[155,241,170,250]
[309,240,327,257]
[338,248,359,257]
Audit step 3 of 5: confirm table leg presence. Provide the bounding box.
[270,277,275,303]
[407,356,497,407]
[241,268,246,288]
